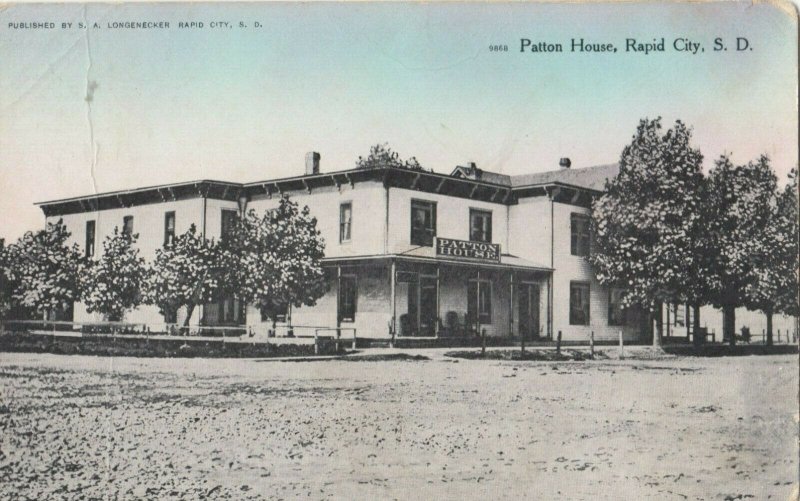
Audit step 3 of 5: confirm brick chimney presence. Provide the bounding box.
[305,151,321,175]
[559,157,571,169]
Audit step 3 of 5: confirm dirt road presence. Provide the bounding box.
[0,352,796,500]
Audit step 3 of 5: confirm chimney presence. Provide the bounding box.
[305,151,321,175]
[559,157,571,169]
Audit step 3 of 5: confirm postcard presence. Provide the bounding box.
[0,2,797,499]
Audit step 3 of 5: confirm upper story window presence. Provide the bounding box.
[339,202,352,242]
[164,211,176,246]
[122,216,134,236]
[571,213,590,256]
[221,209,238,239]
[569,281,590,325]
[608,288,626,326]
[470,209,492,243]
[410,199,436,247]
[85,220,96,258]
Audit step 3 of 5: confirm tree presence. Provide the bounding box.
[223,196,327,330]
[590,118,709,346]
[706,155,777,345]
[0,239,16,320]
[355,143,425,171]
[147,224,228,327]
[5,219,85,319]
[776,169,799,320]
[82,228,148,321]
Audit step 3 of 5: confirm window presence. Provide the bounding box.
[164,309,177,324]
[608,288,626,326]
[260,303,288,323]
[164,211,176,246]
[338,275,357,322]
[469,209,492,243]
[122,216,134,235]
[569,282,590,325]
[468,280,492,324]
[85,220,96,258]
[339,202,352,242]
[411,200,436,246]
[221,209,238,239]
[571,213,591,256]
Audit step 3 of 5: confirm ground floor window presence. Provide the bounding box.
[261,302,288,323]
[570,281,590,325]
[608,288,626,326]
[467,280,492,324]
[339,275,357,322]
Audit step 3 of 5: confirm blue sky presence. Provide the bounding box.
[0,1,797,241]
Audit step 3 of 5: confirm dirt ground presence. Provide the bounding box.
[0,351,796,500]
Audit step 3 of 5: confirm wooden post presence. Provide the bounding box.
[618,330,624,358]
[590,331,594,357]
[481,328,487,356]
[390,260,396,349]
[556,330,562,355]
[335,328,341,352]
[352,329,357,350]
[314,330,319,355]
[435,265,441,337]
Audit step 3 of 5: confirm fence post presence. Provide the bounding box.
[590,331,594,357]
[335,328,341,353]
[618,330,624,358]
[556,330,562,355]
[481,328,487,356]
[352,329,357,351]
[314,330,319,355]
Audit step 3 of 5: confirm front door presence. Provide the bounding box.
[419,276,438,336]
[518,284,540,340]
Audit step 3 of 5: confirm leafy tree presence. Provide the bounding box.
[775,169,799,322]
[706,155,777,345]
[0,239,16,320]
[355,143,425,171]
[5,219,85,319]
[590,118,709,346]
[147,224,228,327]
[82,228,148,321]
[223,196,327,330]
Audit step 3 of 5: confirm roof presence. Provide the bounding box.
[323,246,552,272]
[36,162,619,216]
[511,163,619,191]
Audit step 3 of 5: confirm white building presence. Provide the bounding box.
[36,154,794,343]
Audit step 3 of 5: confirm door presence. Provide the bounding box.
[419,277,438,336]
[518,284,540,340]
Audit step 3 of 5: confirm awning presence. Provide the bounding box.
[322,247,552,273]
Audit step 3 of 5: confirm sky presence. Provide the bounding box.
[0,1,797,242]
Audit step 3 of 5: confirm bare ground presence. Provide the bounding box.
[0,352,796,500]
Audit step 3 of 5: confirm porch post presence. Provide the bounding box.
[390,259,397,338]
[435,264,441,337]
[509,271,515,338]
[336,265,342,332]
[476,269,481,335]
[548,273,554,340]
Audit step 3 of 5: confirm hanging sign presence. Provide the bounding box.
[436,238,501,262]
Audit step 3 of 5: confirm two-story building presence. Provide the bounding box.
[36,153,647,343]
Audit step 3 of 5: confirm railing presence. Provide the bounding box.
[314,327,357,354]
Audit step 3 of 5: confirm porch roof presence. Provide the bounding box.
[322,248,552,273]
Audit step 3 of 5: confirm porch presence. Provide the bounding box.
[323,250,552,341]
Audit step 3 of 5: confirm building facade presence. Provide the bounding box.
[37,154,651,342]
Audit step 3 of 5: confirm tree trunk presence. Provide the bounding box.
[723,305,736,346]
[652,303,663,347]
[183,303,196,328]
[765,310,773,346]
[692,303,702,347]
